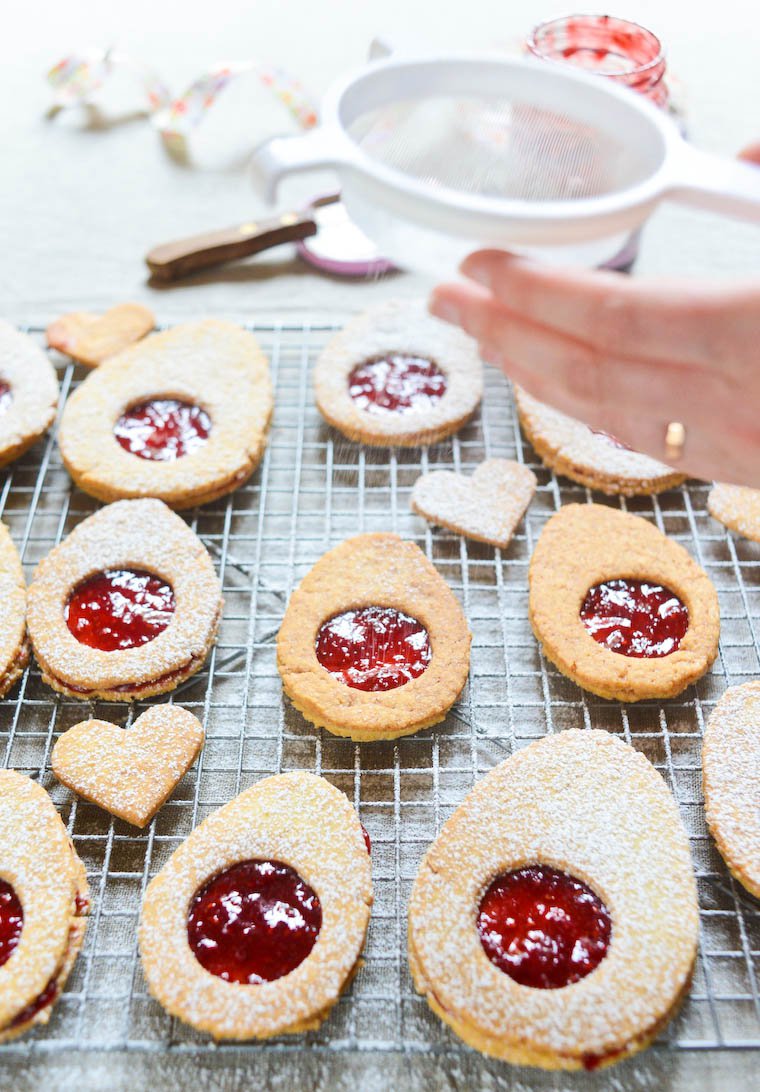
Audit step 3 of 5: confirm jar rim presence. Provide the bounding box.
[526,13,666,81]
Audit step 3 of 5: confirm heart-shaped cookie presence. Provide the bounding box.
[411,458,536,548]
[46,303,155,367]
[52,705,204,827]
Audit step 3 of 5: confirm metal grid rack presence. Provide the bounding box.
[0,320,759,1084]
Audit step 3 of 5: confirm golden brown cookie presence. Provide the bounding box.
[0,522,29,699]
[702,682,760,898]
[0,770,89,1042]
[139,771,372,1040]
[411,458,536,548]
[52,705,205,828]
[707,483,760,543]
[58,320,273,509]
[46,303,155,367]
[277,533,471,740]
[0,321,59,469]
[515,387,686,496]
[529,504,719,701]
[26,498,222,701]
[408,729,698,1070]
[314,299,483,447]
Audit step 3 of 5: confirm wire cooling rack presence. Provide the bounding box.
[0,319,758,1090]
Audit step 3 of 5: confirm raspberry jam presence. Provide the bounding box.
[590,428,631,452]
[114,398,211,461]
[348,355,447,415]
[477,866,611,989]
[65,568,176,651]
[361,824,372,854]
[10,976,59,1028]
[0,380,12,416]
[187,859,321,984]
[315,606,431,692]
[581,578,689,658]
[0,879,23,968]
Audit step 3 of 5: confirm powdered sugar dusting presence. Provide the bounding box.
[708,483,760,543]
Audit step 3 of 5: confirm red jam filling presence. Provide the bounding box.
[361,824,372,854]
[0,380,12,416]
[187,859,321,985]
[590,428,631,451]
[0,879,23,968]
[348,354,447,415]
[114,398,211,461]
[581,578,689,658]
[315,606,431,692]
[10,976,59,1028]
[477,865,611,989]
[65,568,176,651]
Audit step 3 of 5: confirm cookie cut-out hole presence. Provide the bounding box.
[589,429,631,452]
[114,398,211,461]
[348,354,447,415]
[187,859,322,985]
[580,578,688,658]
[0,879,23,968]
[65,568,176,651]
[315,606,432,692]
[477,865,611,989]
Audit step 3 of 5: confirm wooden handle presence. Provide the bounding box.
[145,211,318,281]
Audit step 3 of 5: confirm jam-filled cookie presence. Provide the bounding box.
[408,730,698,1070]
[0,321,59,469]
[0,770,89,1042]
[515,387,686,496]
[52,705,205,828]
[411,458,536,548]
[702,682,760,898]
[58,320,273,509]
[529,504,719,701]
[26,499,222,701]
[46,303,155,367]
[314,299,483,447]
[708,483,760,544]
[139,771,372,1039]
[277,533,471,740]
[0,522,29,699]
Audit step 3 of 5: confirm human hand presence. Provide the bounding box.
[429,149,760,487]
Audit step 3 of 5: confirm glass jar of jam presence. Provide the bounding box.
[526,14,676,270]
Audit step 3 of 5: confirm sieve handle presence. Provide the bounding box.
[667,147,760,223]
[250,128,348,202]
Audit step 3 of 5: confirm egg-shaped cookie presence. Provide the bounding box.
[277,532,471,740]
[529,504,719,701]
[314,299,483,447]
[58,320,273,509]
[139,772,372,1039]
[408,730,698,1070]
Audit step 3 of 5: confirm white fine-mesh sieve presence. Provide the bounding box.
[250,53,760,273]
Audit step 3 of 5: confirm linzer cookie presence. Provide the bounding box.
[0,522,29,699]
[0,770,89,1042]
[0,321,58,469]
[46,303,155,367]
[58,320,273,509]
[139,772,372,1039]
[702,682,760,898]
[529,505,719,702]
[411,458,536,548]
[26,499,222,701]
[408,730,698,1070]
[708,483,760,543]
[314,299,483,447]
[515,387,686,496]
[52,705,205,828]
[277,533,471,740]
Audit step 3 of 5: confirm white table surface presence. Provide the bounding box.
[2,0,759,327]
[1,3,759,1090]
